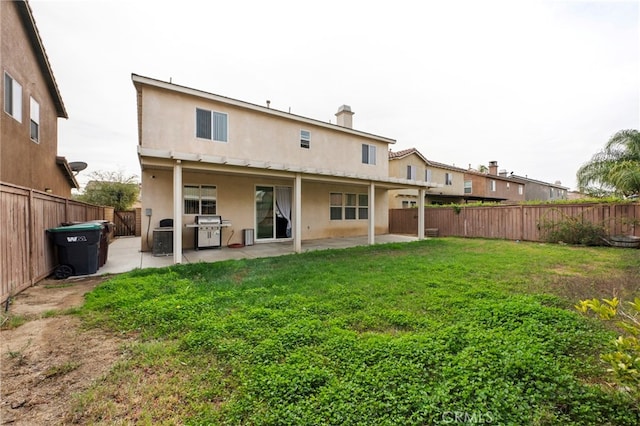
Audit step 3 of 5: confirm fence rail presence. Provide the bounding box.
[1,182,112,303]
[389,203,640,241]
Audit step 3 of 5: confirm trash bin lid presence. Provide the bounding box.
[48,222,102,232]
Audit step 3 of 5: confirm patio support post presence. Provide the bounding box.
[173,160,183,264]
[368,182,375,245]
[294,173,302,253]
[418,188,425,240]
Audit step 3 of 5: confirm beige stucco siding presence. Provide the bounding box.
[139,87,389,178]
[141,167,389,251]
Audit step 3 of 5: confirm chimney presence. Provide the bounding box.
[488,161,498,176]
[499,169,507,177]
[335,105,354,128]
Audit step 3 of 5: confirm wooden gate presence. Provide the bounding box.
[114,210,136,236]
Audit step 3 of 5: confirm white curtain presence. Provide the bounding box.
[275,187,292,237]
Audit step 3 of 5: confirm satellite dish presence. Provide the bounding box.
[69,161,88,174]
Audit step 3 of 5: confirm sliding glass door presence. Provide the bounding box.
[255,186,292,240]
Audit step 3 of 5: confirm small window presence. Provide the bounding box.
[406,165,416,180]
[402,200,409,208]
[464,180,472,194]
[445,173,453,186]
[362,144,376,165]
[196,108,227,142]
[30,97,39,142]
[425,169,432,182]
[330,192,342,220]
[4,72,22,122]
[518,184,524,195]
[184,185,217,214]
[506,182,510,190]
[300,130,310,149]
[490,180,497,192]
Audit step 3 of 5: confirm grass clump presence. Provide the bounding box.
[75,238,640,425]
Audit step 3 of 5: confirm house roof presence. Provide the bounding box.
[132,73,395,145]
[15,1,67,118]
[56,157,79,189]
[508,174,568,190]
[389,148,467,173]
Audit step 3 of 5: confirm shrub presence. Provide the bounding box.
[576,297,640,404]
[538,211,606,246]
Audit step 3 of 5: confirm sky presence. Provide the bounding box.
[29,0,640,191]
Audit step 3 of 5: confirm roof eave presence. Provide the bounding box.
[16,1,67,118]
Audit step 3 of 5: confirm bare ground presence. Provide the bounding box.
[1,276,127,426]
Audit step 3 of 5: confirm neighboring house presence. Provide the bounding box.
[132,74,430,263]
[508,174,568,201]
[1,0,77,196]
[388,148,464,207]
[463,161,525,203]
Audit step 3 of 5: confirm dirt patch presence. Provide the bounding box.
[1,276,127,425]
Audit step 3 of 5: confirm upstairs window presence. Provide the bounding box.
[406,165,416,180]
[490,180,497,192]
[4,72,22,122]
[518,184,524,195]
[300,130,310,149]
[445,172,453,186]
[361,144,376,165]
[184,184,217,214]
[30,97,39,142]
[196,108,228,142]
[464,180,472,194]
[425,169,432,182]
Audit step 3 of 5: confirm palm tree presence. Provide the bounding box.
[576,129,640,197]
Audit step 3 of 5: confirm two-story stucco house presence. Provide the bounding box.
[388,148,467,207]
[463,161,526,203]
[508,174,568,201]
[1,0,77,197]
[133,74,430,263]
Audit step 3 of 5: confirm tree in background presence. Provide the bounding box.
[576,129,640,197]
[74,170,139,211]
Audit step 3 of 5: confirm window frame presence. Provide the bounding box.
[425,169,432,182]
[330,192,368,220]
[183,184,217,215]
[195,108,228,142]
[300,129,310,149]
[464,180,472,194]
[361,144,376,165]
[490,180,497,192]
[445,172,453,186]
[4,72,22,123]
[407,165,417,180]
[30,96,39,143]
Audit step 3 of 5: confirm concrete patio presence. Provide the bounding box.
[96,234,418,276]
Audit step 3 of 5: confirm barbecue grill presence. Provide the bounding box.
[194,215,222,249]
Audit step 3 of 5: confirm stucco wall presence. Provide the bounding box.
[138,86,390,179]
[0,1,70,197]
[141,168,390,251]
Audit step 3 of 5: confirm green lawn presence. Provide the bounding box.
[76,238,640,425]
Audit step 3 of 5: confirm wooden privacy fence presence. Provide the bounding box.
[389,203,640,241]
[1,182,112,303]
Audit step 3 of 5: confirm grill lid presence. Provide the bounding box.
[196,215,221,225]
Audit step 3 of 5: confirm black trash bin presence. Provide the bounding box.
[48,222,102,279]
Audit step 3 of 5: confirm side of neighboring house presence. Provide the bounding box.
[509,174,568,201]
[463,161,525,203]
[388,148,464,207]
[0,0,77,196]
[133,74,429,263]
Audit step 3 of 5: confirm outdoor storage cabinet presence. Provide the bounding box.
[48,223,102,279]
